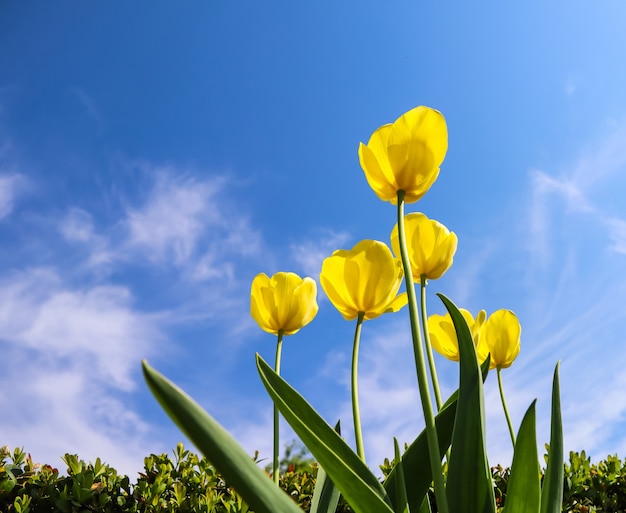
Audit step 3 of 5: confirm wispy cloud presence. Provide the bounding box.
[507,120,626,462]
[0,267,165,474]
[0,174,24,220]
[290,229,351,280]
[0,163,273,474]
[124,172,225,266]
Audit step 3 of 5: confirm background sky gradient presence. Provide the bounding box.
[2,1,626,477]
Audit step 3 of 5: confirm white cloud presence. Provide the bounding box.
[70,86,105,134]
[0,267,166,475]
[121,170,266,286]
[290,229,351,281]
[605,217,626,254]
[0,174,23,220]
[498,121,626,464]
[124,172,224,265]
[531,170,594,214]
[60,207,95,242]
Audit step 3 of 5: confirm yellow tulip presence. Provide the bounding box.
[250,272,318,335]
[390,213,457,281]
[428,309,521,370]
[428,309,486,362]
[320,240,407,321]
[358,106,448,205]
[481,309,521,369]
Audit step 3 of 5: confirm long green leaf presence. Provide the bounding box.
[439,293,496,513]
[383,358,491,513]
[310,462,341,513]
[540,362,563,513]
[141,360,303,513]
[256,354,395,513]
[383,394,457,511]
[504,400,540,513]
[310,421,342,513]
[392,438,409,513]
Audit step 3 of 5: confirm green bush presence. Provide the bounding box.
[3,443,626,512]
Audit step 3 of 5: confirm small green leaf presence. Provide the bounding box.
[439,293,496,513]
[142,360,303,513]
[540,362,564,513]
[310,421,341,513]
[503,400,540,513]
[257,354,395,513]
[392,438,409,513]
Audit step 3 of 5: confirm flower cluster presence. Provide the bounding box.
[249,105,522,481]
[144,104,562,513]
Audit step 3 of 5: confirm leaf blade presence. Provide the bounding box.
[439,293,496,513]
[142,360,303,513]
[257,353,395,513]
[540,362,564,513]
[503,400,540,513]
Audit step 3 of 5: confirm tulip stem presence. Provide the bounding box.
[351,312,366,462]
[420,275,443,411]
[397,191,449,513]
[497,366,516,447]
[273,331,284,485]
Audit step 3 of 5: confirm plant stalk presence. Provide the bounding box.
[351,312,366,462]
[420,275,443,411]
[497,366,516,447]
[396,190,449,513]
[273,330,284,485]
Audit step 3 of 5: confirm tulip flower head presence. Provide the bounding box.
[358,106,448,205]
[428,309,486,362]
[481,309,521,369]
[320,240,407,321]
[390,213,458,281]
[250,272,318,335]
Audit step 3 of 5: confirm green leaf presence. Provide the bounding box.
[310,421,342,513]
[256,354,395,513]
[439,293,496,513]
[383,358,490,513]
[418,497,432,513]
[310,462,341,513]
[540,362,564,513]
[141,360,304,513]
[392,438,409,513]
[383,394,457,512]
[503,400,540,513]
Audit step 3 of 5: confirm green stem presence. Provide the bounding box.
[273,331,284,485]
[351,312,366,462]
[396,191,449,513]
[420,275,443,411]
[497,366,516,447]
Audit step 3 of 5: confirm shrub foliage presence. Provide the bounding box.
[2,443,625,512]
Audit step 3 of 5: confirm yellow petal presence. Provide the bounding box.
[389,106,448,167]
[385,291,408,313]
[428,313,460,361]
[483,309,521,369]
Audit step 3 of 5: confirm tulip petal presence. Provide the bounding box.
[389,106,448,167]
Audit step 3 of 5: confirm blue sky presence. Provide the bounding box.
[2,1,626,477]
